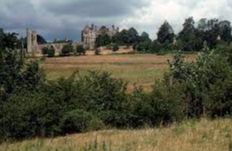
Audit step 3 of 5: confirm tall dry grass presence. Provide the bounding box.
[1,118,232,151]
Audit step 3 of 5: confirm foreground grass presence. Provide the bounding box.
[1,118,232,151]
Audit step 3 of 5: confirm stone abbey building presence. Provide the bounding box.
[26,24,120,55]
[81,24,119,49]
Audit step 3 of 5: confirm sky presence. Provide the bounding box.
[1,0,232,41]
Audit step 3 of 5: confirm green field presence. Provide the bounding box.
[42,54,195,91]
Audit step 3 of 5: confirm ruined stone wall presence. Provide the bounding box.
[26,28,79,56]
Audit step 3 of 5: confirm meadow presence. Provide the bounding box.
[42,54,195,91]
[1,118,232,151]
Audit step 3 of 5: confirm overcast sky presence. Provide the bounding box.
[1,0,232,41]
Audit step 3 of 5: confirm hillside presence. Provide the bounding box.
[1,119,232,151]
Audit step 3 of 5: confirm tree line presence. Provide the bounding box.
[1,28,232,140]
[96,17,232,53]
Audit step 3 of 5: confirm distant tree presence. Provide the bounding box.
[127,27,140,45]
[140,32,151,42]
[61,43,74,56]
[0,29,20,50]
[96,34,111,47]
[76,45,86,55]
[47,46,55,57]
[112,28,139,46]
[112,43,119,52]
[42,46,55,57]
[218,20,232,43]
[136,40,152,52]
[157,21,175,44]
[136,32,152,52]
[178,17,203,51]
[42,47,49,55]
[112,29,128,45]
[197,18,231,48]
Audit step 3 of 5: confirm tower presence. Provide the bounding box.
[26,28,38,56]
[26,28,32,53]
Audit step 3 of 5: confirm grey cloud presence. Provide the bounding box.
[41,0,148,18]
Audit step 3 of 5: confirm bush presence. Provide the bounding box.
[168,50,232,117]
[42,47,48,55]
[76,45,85,55]
[61,44,74,56]
[0,90,63,138]
[61,109,94,134]
[128,82,185,127]
[47,46,55,57]
[42,46,55,57]
[112,43,119,52]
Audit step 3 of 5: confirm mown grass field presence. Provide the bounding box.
[1,118,232,151]
[42,54,195,91]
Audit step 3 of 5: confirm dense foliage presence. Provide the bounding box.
[42,46,55,57]
[61,43,74,56]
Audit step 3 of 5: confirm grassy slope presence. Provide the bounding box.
[1,119,232,151]
[42,54,195,92]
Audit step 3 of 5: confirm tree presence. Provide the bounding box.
[178,17,203,51]
[218,20,232,43]
[112,43,119,52]
[197,18,231,48]
[0,29,20,50]
[112,28,139,46]
[140,32,151,42]
[127,27,139,45]
[157,21,175,44]
[61,43,74,56]
[96,34,111,47]
[76,45,85,55]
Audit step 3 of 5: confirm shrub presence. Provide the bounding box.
[61,109,94,134]
[0,90,63,138]
[42,47,48,55]
[61,44,74,56]
[47,46,55,57]
[169,50,232,117]
[42,46,55,57]
[112,43,119,52]
[76,45,85,55]
[128,81,185,127]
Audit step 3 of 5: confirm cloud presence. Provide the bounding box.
[40,0,148,18]
[0,0,231,40]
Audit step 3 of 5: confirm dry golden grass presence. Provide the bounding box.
[42,54,196,91]
[1,118,232,151]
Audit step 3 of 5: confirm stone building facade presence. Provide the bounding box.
[81,24,119,50]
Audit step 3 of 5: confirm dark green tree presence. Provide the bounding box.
[76,45,86,55]
[140,32,151,42]
[218,20,232,43]
[61,43,74,56]
[157,21,175,44]
[178,17,203,51]
[96,34,111,47]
